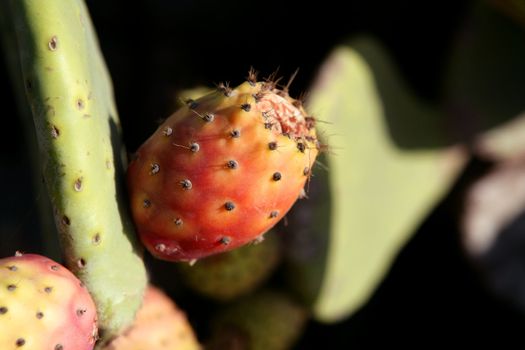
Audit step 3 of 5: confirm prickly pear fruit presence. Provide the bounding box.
[178,231,281,301]
[100,286,200,350]
[0,253,97,350]
[207,290,307,350]
[127,76,319,261]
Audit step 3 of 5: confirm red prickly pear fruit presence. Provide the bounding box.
[100,286,201,350]
[127,78,319,261]
[0,253,98,350]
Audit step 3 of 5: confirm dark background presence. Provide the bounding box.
[3,0,525,348]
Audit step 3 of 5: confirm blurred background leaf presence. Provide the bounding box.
[285,38,466,323]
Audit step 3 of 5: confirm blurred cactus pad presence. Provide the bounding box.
[285,0,525,325]
[285,38,467,323]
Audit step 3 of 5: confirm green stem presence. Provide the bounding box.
[0,0,61,261]
[4,0,147,340]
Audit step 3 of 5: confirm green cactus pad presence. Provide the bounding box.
[286,38,467,323]
[6,0,147,338]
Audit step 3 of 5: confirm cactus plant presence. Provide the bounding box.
[3,0,525,348]
[4,0,147,339]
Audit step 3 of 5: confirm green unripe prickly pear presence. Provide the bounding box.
[178,231,282,301]
[207,290,307,350]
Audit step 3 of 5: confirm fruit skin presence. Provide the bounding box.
[207,290,307,350]
[7,0,147,337]
[100,286,201,350]
[127,80,319,261]
[178,231,281,301]
[0,253,98,350]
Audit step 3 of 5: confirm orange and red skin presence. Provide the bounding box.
[127,82,318,261]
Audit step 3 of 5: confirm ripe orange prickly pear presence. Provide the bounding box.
[127,76,319,261]
[0,253,98,350]
[100,286,201,350]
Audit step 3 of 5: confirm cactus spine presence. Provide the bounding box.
[7,0,147,338]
